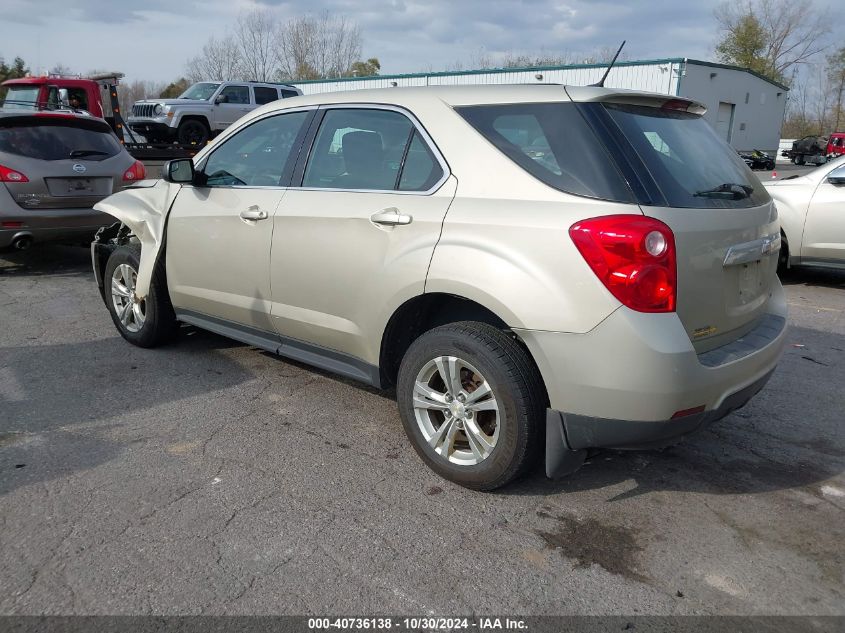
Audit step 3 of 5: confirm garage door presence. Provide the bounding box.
[715,102,735,143]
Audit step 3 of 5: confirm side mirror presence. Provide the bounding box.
[163,159,195,184]
[214,94,228,105]
[827,165,845,185]
[58,88,69,105]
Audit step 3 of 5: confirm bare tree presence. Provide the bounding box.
[828,48,845,131]
[118,79,165,116]
[48,63,75,76]
[276,15,319,80]
[186,35,243,82]
[234,9,278,82]
[276,12,362,80]
[715,0,830,84]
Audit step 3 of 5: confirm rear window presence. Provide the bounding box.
[0,117,122,161]
[603,104,770,209]
[456,103,635,203]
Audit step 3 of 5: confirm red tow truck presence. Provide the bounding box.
[0,73,199,164]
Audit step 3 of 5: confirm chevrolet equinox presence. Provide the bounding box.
[91,85,787,490]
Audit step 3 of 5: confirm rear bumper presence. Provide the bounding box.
[516,280,788,477]
[544,368,775,478]
[0,206,116,249]
[517,279,788,422]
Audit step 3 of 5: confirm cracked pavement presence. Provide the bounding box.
[0,245,843,616]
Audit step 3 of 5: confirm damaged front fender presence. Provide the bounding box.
[93,179,183,300]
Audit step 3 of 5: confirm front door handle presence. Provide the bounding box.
[240,206,268,221]
[370,208,412,226]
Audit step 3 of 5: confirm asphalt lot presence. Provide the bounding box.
[0,244,843,617]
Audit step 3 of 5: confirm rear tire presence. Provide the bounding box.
[104,244,177,348]
[177,119,210,146]
[777,230,790,276]
[396,321,545,491]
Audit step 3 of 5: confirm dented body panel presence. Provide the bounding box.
[93,179,181,299]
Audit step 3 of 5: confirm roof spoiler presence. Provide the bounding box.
[565,86,707,115]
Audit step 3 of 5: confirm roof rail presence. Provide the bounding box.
[246,80,297,87]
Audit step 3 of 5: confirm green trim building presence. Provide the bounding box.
[292,58,789,153]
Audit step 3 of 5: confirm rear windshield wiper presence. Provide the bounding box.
[69,149,110,158]
[694,183,754,200]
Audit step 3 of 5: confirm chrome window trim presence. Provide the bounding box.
[293,103,451,196]
[195,106,319,189]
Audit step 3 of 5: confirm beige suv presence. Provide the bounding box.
[91,85,787,490]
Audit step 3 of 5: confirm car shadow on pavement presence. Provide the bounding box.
[0,243,95,277]
[0,328,252,496]
[779,267,845,289]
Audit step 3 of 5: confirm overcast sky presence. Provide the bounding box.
[0,0,810,83]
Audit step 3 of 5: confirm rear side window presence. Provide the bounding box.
[303,108,415,191]
[603,104,770,209]
[281,89,299,99]
[457,103,634,203]
[0,118,122,161]
[253,87,279,105]
[399,131,443,191]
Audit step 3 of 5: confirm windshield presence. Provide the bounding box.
[603,103,770,209]
[0,86,41,111]
[0,118,122,161]
[178,83,221,101]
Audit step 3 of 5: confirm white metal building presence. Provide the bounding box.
[291,58,789,154]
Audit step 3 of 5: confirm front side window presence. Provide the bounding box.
[303,109,415,191]
[179,83,221,101]
[457,103,634,203]
[219,85,250,105]
[253,87,279,105]
[202,111,310,187]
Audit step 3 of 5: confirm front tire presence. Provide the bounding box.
[104,244,177,348]
[397,322,545,491]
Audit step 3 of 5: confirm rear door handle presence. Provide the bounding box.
[370,208,412,226]
[240,206,268,221]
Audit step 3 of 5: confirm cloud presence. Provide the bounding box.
[0,0,732,82]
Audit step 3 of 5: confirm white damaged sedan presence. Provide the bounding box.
[765,156,845,272]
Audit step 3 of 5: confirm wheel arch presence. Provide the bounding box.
[175,114,211,132]
[378,292,549,407]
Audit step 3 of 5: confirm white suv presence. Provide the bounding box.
[93,85,787,490]
[127,80,302,146]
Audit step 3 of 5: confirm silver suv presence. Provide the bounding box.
[92,85,787,490]
[127,80,302,147]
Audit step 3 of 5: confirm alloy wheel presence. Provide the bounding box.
[412,356,500,466]
[111,263,146,333]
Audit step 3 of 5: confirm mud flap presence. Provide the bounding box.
[545,409,587,479]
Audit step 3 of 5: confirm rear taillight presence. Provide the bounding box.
[0,163,29,183]
[569,214,677,313]
[122,160,146,182]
